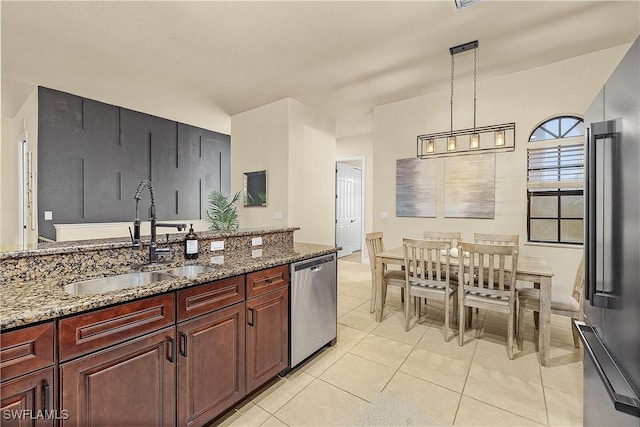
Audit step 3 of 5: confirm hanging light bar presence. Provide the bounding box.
[416,40,516,159]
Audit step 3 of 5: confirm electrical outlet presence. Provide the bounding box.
[210,255,224,265]
[251,237,263,246]
[44,211,53,221]
[252,249,263,258]
[211,241,224,251]
[274,211,283,220]
[380,211,388,220]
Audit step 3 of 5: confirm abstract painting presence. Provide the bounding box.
[396,157,436,217]
[444,153,495,218]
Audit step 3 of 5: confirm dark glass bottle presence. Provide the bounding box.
[184,224,199,259]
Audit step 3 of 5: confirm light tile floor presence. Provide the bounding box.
[213,257,583,427]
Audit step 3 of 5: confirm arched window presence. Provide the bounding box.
[527,116,584,244]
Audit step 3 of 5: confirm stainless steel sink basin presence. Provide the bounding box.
[63,271,175,296]
[162,265,217,278]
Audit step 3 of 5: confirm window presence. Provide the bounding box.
[527,116,584,244]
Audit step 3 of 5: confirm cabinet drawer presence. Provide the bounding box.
[1,322,55,382]
[246,265,289,298]
[177,275,245,322]
[59,293,175,361]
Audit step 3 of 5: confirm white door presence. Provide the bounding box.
[336,162,362,258]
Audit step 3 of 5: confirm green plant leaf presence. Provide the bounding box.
[205,190,240,232]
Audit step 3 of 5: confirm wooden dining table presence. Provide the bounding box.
[374,246,555,367]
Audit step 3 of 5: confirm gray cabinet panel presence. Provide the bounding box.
[37,87,230,240]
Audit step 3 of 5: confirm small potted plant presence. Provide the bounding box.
[205,190,241,232]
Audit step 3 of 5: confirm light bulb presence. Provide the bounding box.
[447,136,457,151]
[495,130,505,147]
[470,133,480,149]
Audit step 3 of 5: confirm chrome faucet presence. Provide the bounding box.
[132,180,187,263]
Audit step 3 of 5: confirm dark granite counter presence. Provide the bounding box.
[0,242,336,331]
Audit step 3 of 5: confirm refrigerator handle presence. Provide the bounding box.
[587,120,618,308]
[575,321,640,417]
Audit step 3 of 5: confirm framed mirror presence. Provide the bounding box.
[243,170,267,207]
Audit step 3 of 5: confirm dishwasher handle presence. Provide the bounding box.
[293,254,335,272]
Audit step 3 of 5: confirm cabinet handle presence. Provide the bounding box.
[265,277,273,284]
[179,332,188,357]
[248,308,255,327]
[43,382,50,412]
[166,337,175,363]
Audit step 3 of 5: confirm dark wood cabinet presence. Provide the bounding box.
[0,368,56,427]
[1,322,55,382]
[58,293,175,361]
[177,302,245,427]
[245,287,289,393]
[60,327,175,427]
[246,265,288,299]
[1,322,57,427]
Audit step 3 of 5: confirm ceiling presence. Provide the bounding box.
[2,1,639,134]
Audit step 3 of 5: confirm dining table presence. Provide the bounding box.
[374,246,555,367]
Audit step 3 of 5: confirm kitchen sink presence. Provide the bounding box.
[63,271,175,296]
[162,265,217,278]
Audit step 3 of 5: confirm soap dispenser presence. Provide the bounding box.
[184,224,199,259]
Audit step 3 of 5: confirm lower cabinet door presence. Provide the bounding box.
[177,302,245,427]
[246,288,289,393]
[1,367,55,427]
[60,327,176,427]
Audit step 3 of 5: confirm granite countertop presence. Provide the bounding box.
[0,242,336,331]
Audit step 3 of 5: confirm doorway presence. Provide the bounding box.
[335,159,364,259]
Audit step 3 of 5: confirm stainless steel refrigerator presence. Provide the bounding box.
[578,36,640,426]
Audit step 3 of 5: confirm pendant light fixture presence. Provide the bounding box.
[416,40,516,158]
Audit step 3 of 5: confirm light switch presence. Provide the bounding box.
[44,211,53,221]
[380,211,388,220]
[274,211,283,220]
[211,241,224,251]
[252,237,263,246]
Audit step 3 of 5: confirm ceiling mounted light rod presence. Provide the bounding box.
[416,39,516,159]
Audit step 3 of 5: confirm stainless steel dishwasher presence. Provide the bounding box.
[290,253,337,368]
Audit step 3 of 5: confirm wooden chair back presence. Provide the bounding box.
[474,233,519,246]
[459,242,519,294]
[403,238,451,285]
[423,231,462,248]
[365,232,385,275]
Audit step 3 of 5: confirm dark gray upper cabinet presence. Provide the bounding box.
[37,87,230,240]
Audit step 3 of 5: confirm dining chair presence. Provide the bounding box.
[517,255,585,350]
[403,238,457,341]
[458,242,519,359]
[423,231,462,282]
[474,233,519,246]
[365,232,405,313]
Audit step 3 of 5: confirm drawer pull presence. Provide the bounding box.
[179,332,188,357]
[265,277,273,284]
[43,382,50,412]
[248,308,255,327]
[166,337,175,363]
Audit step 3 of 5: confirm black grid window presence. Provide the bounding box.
[527,117,584,244]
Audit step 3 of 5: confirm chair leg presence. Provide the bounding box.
[517,304,525,351]
[507,301,515,360]
[370,277,376,313]
[452,292,459,328]
[404,294,412,332]
[467,307,473,328]
[416,297,422,317]
[458,302,465,346]
[400,288,404,303]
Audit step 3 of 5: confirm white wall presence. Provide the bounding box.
[231,98,336,245]
[287,99,336,245]
[372,45,630,294]
[231,99,290,229]
[1,88,38,250]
